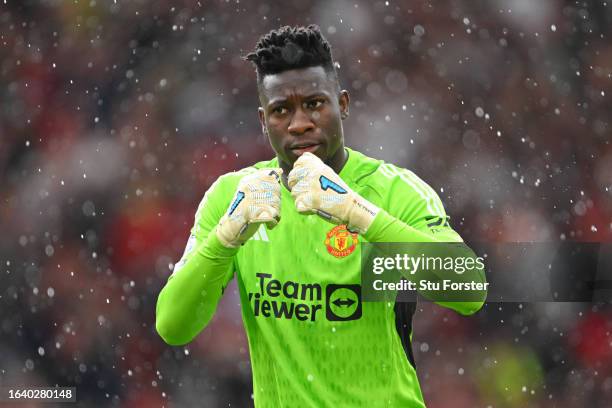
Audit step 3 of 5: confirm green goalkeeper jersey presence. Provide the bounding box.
[156,147,485,407]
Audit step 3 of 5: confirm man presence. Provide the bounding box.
[156,25,486,407]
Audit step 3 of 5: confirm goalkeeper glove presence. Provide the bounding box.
[216,168,282,248]
[287,152,380,234]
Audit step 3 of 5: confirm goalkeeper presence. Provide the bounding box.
[156,25,487,407]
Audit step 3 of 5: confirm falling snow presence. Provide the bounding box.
[0,1,610,407]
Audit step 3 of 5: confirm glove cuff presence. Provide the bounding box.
[347,195,380,234]
[215,217,242,248]
[206,228,241,256]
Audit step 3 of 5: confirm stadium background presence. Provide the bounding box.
[1,0,611,406]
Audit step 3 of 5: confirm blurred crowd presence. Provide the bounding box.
[1,0,611,407]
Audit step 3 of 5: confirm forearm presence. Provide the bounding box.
[364,210,487,315]
[364,209,448,243]
[155,231,238,345]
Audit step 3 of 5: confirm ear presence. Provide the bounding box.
[339,90,350,120]
[258,107,268,137]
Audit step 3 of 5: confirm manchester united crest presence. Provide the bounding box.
[325,225,358,258]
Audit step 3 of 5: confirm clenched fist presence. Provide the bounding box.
[216,168,282,248]
[288,152,379,233]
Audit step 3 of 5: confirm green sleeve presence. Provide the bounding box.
[363,165,487,315]
[155,175,240,345]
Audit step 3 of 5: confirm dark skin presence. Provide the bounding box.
[257,66,350,189]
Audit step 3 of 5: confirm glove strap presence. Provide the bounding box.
[347,196,380,234]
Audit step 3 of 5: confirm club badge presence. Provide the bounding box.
[325,225,358,258]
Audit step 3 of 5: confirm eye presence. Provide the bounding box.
[271,106,288,115]
[305,99,324,110]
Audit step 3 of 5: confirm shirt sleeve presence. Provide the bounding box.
[155,174,240,345]
[363,164,487,315]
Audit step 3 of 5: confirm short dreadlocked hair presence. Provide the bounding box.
[245,25,339,88]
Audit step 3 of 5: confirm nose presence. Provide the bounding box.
[288,108,315,135]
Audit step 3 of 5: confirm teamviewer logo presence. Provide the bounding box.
[325,284,362,321]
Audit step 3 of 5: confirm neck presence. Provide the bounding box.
[326,144,349,174]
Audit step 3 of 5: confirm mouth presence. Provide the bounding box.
[290,142,322,156]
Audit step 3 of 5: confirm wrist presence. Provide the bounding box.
[203,228,241,257]
[215,222,241,249]
[347,194,380,234]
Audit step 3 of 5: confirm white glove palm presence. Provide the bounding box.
[288,153,379,233]
[216,168,282,248]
